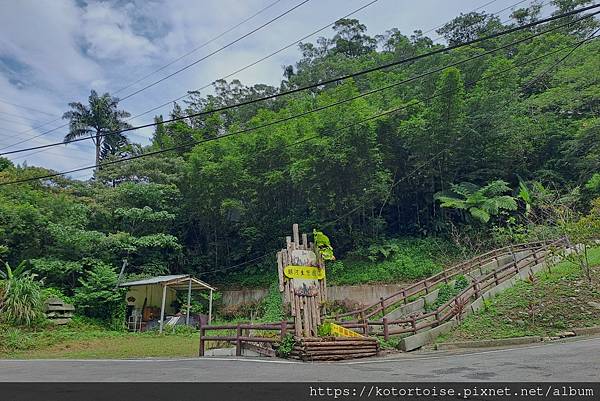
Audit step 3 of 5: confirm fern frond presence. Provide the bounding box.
[469,207,490,223]
[481,180,511,196]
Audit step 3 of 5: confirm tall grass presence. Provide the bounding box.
[0,274,43,326]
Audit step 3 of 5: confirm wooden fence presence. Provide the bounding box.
[199,320,294,356]
[330,239,562,323]
[333,238,568,340]
[198,238,568,356]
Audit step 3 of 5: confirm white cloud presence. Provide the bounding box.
[81,2,158,62]
[0,0,524,178]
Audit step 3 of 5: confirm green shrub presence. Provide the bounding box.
[454,275,469,291]
[0,263,44,326]
[260,281,284,322]
[329,238,457,285]
[73,261,124,324]
[427,276,471,311]
[377,336,401,350]
[41,287,73,304]
[317,322,332,337]
[276,333,295,358]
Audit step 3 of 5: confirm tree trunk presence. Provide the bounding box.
[94,130,101,176]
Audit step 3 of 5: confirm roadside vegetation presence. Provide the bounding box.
[0,1,599,358]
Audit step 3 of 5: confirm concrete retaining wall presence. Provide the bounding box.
[222,283,411,307]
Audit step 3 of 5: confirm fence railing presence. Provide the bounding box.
[333,237,569,340]
[198,238,568,356]
[199,320,294,356]
[329,239,561,323]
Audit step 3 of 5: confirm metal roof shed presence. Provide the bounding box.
[119,274,216,333]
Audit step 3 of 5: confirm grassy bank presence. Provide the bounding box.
[220,238,461,288]
[437,247,600,343]
[0,319,208,359]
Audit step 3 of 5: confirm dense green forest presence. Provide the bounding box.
[1,1,599,323]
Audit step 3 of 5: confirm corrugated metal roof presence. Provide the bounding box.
[119,274,188,287]
[118,274,215,291]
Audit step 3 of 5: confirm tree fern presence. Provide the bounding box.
[435,180,517,223]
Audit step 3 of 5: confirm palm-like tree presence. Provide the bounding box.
[63,90,131,173]
[435,180,517,223]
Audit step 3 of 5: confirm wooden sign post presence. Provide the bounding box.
[277,224,327,337]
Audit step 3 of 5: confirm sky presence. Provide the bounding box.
[0,0,546,179]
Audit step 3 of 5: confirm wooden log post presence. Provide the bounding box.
[410,315,417,334]
[380,297,386,317]
[236,323,242,357]
[199,324,205,357]
[473,279,480,299]
[402,290,407,304]
[383,317,389,341]
[494,271,499,286]
[280,320,288,341]
[424,280,429,294]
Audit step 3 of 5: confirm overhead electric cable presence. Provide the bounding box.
[112,0,283,95]
[0,97,56,116]
[2,31,595,186]
[0,0,296,149]
[2,5,597,158]
[124,0,536,125]
[117,0,312,102]
[197,32,600,275]
[124,0,380,123]
[2,0,378,157]
[0,0,531,151]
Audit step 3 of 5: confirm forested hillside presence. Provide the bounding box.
[0,1,599,321]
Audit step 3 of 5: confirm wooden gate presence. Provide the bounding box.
[277,224,327,337]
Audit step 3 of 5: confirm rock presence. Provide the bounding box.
[542,337,552,342]
[556,331,576,338]
[515,319,525,326]
[550,336,561,340]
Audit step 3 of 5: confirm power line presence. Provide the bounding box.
[421,0,503,36]
[0,0,377,158]
[117,0,312,102]
[124,0,380,124]
[112,0,283,95]
[2,32,594,186]
[0,110,48,125]
[0,0,293,150]
[0,0,531,152]
[2,5,597,158]
[0,120,67,151]
[198,32,599,276]
[123,0,535,127]
[0,97,56,117]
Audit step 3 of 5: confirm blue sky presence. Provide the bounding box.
[0,0,543,178]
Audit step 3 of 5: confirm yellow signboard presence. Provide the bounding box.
[284,265,325,280]
[330,322,364,338]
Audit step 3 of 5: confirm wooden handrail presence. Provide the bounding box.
[198,238,567,357]
[332,239,559,321]
[199,319,294,356]
[350,237,567,338]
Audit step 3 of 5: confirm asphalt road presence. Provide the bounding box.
[0,337,598,382]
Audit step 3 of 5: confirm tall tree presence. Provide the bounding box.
[63,90,131,172]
